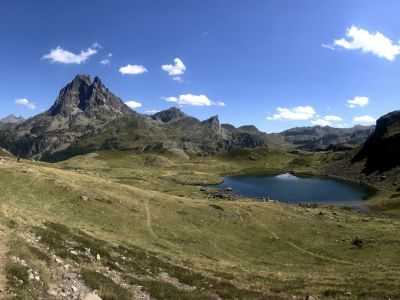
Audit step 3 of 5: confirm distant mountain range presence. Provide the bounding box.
[0,75,378,162]
[0,114,25,124]
[281,125,375,151]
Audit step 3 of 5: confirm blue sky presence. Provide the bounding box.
[1,0,400,132]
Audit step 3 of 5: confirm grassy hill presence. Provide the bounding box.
[0,150,399,299]
[0,148,13,157]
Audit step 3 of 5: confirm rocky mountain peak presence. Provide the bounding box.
[152,107,187,123]
[202,115,220,127]
[48,74,132,117]
[0,114,25,124]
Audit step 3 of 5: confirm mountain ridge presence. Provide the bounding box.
[0,74,376,161]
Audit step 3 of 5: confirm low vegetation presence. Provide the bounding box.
[0,149,399,299]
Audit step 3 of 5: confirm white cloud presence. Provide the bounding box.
[267,106,316,121]
[322,43,335,50]
[333,26,400,61]
[100,53,113,65]
[144,110,160,114]
[164,94,218,106]
[324,115,343,121]
[165,97,178,103]
[172,76,183,82]
[216,101,225,107]
[311,115,343,127]
[119,64,148,75]
[162,58,186,79]
[125,100,142,109]
[353,115,376,124]
[15,98,36,109]
[311,119,332,126]
[91,42,102,49]
[42,46,97,64]
[347,96,369,108]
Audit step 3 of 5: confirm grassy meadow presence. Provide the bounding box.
[0,149,399,299]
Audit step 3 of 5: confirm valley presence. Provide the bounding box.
[0,75,399,299]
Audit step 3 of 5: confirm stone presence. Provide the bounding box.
[80,195,89,201]
[305,295,316,300]
[62,272,78,280]
[351,238,364,248]
[48,289,58,296]
[55,257,63,263]
[96,254,101,261]
[80,293,102,300]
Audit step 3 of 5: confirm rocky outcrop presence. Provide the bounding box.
[352,110,400,173]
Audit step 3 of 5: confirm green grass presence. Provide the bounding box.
[5,237,50,299]
[81,269,132,300]
[0,150,399,299]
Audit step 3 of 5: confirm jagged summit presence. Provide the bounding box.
[202,115,220,127]
[0,75,135,159]
[48,74,132,117]
[151,107,188,123]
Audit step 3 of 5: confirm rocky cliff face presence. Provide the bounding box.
[0,75,133,159]
[352,110,400,173]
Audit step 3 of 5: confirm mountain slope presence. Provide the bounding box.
[0,75,134,159]
[45,108,271,161]
[281,125,374,150]
[0,74,376,161]
[319,111,400,189]
[352,110,400,173]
